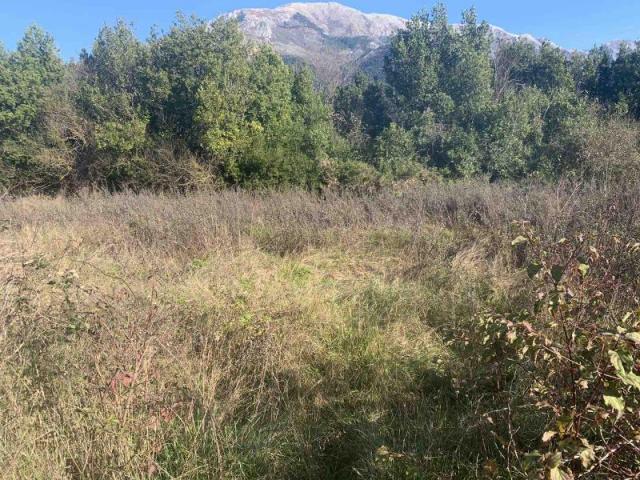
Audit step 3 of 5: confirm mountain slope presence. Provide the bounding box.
[223,2,404,87]
[223,2,556,88]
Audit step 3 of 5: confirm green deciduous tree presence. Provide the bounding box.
[335,4,631,182]
[151,16,248,148]
[373,123,421,179]
[0,26,69,193]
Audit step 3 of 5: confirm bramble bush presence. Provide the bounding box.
[462,225,640,478]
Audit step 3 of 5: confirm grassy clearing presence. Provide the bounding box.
[1,182,638,479]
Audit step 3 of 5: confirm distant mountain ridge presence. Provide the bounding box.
[603,40,638,57]
[226,2,405,41]
[222,2,635,88]
[222,2,405,87]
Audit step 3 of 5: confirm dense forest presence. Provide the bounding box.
[1,4,640,194]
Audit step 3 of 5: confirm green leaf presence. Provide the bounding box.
[609,350,626,375]
[603,395,625,414]
[609,350,640,390]
[579,446,596,469]
[556,415,572,435]
[549,467,574,480]
[578,263,589,277]
[527,262,543,279]
[551,265,564,283]
[626,332,640,344]
[622,371,640,390]
[512,235,528,246]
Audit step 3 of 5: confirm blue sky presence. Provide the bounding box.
[1,0,639,59]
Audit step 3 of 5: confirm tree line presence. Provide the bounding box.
[334,5,640,183]
[1,5,640,194]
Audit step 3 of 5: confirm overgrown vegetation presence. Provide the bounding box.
[1,180,639,478]
[0,17,335,193]
[2,5,640,193]
[1,2,639,478]
[334,5,640,181]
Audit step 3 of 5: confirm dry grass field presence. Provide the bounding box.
[1,182,639,479]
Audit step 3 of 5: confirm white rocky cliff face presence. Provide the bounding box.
[222,2,632,88]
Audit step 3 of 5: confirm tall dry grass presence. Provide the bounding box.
[1,180,639,479]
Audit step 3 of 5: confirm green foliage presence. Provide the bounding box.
[194,50,254,167]
[196,48,329,187]
[536,88,595,175]
[0,25,68,193]
[323,159,380,191]
[579,42,640,119]
[501,41,575,93]
[378,5,494,177]
[291,67,332,159]
[84,20,147,99]
[461,229,640,477]
[373,123,421,179]
[335,4,640,182]
[1,16,337,193]
[332,72,369,137]
[95,117,148,156]
[3,6,640,193]
[484,87,547,179]
[384,5,447,114]
[149,16,248,146]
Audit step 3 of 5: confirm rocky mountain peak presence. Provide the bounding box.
[221,2,561,89]
[226,2,406,40]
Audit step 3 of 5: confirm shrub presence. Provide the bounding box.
[579,113,640,183]
[321,159,381,192]
[462,226,640,478]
